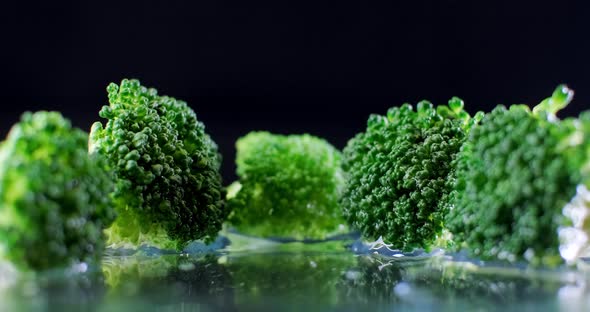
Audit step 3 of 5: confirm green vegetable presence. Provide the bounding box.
[228,131,346,239]
[341,99,476,251]
[447,85,590,266]
[0,111,115,271]
[90,79,228,250]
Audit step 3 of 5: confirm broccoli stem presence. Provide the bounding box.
[533,84,574,117]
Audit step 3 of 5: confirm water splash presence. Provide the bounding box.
[368,236,396,253]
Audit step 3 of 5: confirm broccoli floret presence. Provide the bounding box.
[227,131,346,239]
[0,111,115,271]
[341,98,475,251]
[89,79,228,250]
[447,85,590,266]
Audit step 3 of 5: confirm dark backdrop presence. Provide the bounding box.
[1,0,589,182]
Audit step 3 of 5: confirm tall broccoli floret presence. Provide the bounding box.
[341,98,475,251]
[447,85,590,266]
[0,111,115,271]
[227,131,345,239]
[90,79,228,250]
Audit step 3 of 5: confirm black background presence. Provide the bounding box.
[1,0,589,182]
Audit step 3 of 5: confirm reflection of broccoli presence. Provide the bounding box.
[90,79,228,250]
[342,256,563,307]
[228,253,355,306]
[447,85,590,266]
[102,254,233,310]
[408,261,564,305]
[0,111,115,271]
[340,255,403,304]
[341,99,476,251]
[228,131,346,239]
[102,255,175,291]
[0,266,106,311]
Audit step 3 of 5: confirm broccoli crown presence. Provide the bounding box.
[0,111,115,270]
[341,99,474,251]
[447,85,588,265]
[90,79,228,249]
[228,131,345,239]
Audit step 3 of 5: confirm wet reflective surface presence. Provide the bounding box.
[2,234,590,311]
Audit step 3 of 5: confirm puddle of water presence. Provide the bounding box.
[1,233,590,311]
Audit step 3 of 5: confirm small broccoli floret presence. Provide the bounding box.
[228,131,346,239]
[90,79,228,250]
[447,85,590,266]
[0,111,115,271]
[341,98,475,251]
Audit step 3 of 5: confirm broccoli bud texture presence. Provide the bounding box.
[341,99,476,251]
[228,131,346,239]
[0,111,115,270]
[90,79,228,249]
[447,85,590,266]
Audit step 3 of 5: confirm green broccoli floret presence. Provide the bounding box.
[227,131,346,239]
[0,111,115,271]
[341,98,476,251]
[89,79,228,250]
[447,85,590,266]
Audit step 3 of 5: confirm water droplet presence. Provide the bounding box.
[345,270,361,281]
[394,282,412,297]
